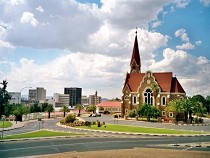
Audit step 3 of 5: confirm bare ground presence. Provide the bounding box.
[40,148,210,158]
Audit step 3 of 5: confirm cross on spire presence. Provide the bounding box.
[135,27,138,35]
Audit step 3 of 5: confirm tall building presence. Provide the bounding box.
[121,32,186,119]
[88,91,101,106]
[53,93,70,110]
[64,87,82,108]
[8,92,21,104]
[28,87,46,103]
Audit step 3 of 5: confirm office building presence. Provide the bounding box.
[28,87,46,103]
[64,87,82,108]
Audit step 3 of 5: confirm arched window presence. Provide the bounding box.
[144,89,153,105]
[162,96,166,106]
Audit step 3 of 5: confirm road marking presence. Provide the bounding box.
[182,147,193,150]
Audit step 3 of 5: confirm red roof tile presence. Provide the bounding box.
[96,101,121,108]
[124,72,185,93]
[171,77,185,93]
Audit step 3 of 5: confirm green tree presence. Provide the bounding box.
[29,102,41,113]
[192,101,206,117]
[128,109,137,118]
[137,103,160,121]
[60,105,70,117]
[151,83,160,102]
[167,99,184,122]
[45,103,54,118]
[75,104,84,116]
[13,103,28,121]
[86,105,96,113]
[0,80,11,118]
[206,96,210,114]
[4,103,15,117]
[41,102,49,112]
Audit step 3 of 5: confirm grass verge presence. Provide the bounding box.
[77,124,202,134]
[0,121,13,128]
[1,130,83,139]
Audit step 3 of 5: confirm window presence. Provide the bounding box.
[125,109,128,114]
[133,95,137,104]
[124,96,129,100]
[144,88,153,105]
[169,112,173,118]
[162,111,166,116]
[162,96,166,106]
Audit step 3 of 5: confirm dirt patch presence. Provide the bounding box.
[40,148,210,158]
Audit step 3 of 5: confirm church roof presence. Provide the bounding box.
[123,72,185,93]
[130,35,141,66]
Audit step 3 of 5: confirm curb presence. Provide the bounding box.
[57,123,210,137]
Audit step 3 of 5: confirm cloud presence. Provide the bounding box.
[149,48,210,96]
[152,21,162,28]
[175,0,191,8]
[0,40,14,48]
[102,0,171,29]
[176,42,195,50]
[20,12,39,27]
[36,5,44,13]
[5,52,128,98]
[174,28,202,50]
[175,28,189,42]
[200,0,210,6]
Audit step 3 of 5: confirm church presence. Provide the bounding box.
[121,32,186,119]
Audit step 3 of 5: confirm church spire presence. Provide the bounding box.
[130,28,141,73]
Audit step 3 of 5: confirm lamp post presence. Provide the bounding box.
[18,86,32,104]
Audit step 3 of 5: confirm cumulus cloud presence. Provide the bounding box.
[5,53,128,98]
[200,0,210,6]
[174,28,201,50]
[176,42,195,50]
[20,12,39,27]
[149,48,210,96]
[175,28,189,42]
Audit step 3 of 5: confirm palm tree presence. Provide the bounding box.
[75,104,84,116]
[151,83,160,107]
[60,105,70,117]
[86,105,96,114]
[45,104,54,118]
[167,99,184,122]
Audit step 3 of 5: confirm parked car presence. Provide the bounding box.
[90,113,101,117]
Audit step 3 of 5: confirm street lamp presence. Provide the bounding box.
[18,86,32,104]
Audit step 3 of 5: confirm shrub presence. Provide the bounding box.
[60,118,65,124]
[84,121,91,126]
[73,120,84,126]
[129,109,137,118]
[64,113,76,124]
[92,121,96,125]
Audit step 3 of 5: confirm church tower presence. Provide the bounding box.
[130,31,141,73]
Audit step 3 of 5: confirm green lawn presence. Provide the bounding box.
[0,121,13,128]
[2,130,83,139]
[77,124,202,135]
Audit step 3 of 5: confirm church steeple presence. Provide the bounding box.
[130,28,141,73]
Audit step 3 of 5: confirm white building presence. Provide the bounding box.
[28,87,46,103]
[53,93,70,111]
[8,92,21,104]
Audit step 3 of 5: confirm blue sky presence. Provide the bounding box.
[0,0,209,99]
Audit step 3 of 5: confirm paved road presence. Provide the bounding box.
[0,136,210,157]
[3,115,210,137]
